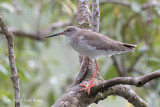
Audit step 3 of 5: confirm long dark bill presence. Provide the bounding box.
[45,32,64,38]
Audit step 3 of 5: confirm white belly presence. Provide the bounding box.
[68,38,106,59]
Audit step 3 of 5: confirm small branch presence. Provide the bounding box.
[92,70,160,95]
[92,0,100,32]
[0,27,44,40]
[0,17,75,40]
[0,16,20,107]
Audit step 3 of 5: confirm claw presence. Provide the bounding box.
[79,81,95,95]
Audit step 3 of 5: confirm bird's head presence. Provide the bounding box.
[46,26,79,38]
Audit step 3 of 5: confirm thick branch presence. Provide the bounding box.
[75,0,94,86]
[93,70,160,95]
[77,0,91,29]
[0,16,20,107]
[92,0,100,32]
[95,85,148,107]
[52,82,149,107]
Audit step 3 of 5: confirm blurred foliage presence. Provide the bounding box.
[0,0,160,107]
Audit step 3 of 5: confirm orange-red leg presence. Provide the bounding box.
[79,60,99,95]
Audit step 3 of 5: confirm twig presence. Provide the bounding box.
[92,0,100,32]
[0,16,20,107]
[92,70,160,95]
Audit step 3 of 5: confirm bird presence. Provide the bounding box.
[46,26,137,95]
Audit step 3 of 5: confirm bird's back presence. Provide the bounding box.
[69,29,136,58]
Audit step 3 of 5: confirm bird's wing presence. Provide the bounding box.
[81,30,136,52]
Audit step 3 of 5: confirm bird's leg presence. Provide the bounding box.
[79,60,99,95]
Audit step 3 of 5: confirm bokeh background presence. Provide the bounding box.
[0,0,160,107]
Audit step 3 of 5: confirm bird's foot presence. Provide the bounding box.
[79,81,95,95]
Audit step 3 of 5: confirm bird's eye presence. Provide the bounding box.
[67,29,71,32]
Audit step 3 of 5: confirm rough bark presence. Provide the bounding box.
[92,0,100,32]
[51,69,160,106]
[0,16,20,107]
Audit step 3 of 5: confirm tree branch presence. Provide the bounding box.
[92,0,100,32]
[94,85,148,107]
[92,70,160,95]
[52,81,149,107]
[0,16,20,107]
[0,16,75,40]
[74,0,93,87]
[77,0,91,29]
[0,27,43,40]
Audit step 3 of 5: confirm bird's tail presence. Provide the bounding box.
[122,43,137,52]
